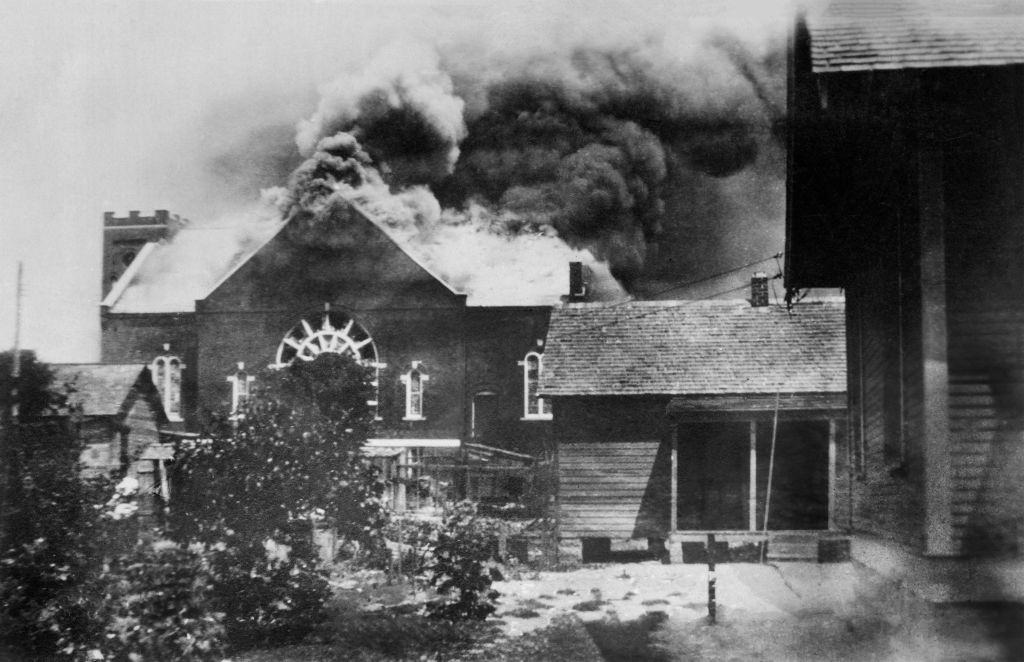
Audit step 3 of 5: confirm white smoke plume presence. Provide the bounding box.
[113,2,789,310]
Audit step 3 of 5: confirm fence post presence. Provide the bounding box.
[707,533,717,624]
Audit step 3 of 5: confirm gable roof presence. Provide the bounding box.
[104,199,624,312]
[805,0,1024,73]
[51,364,154,417]
[541,299,846,396]
[104,219,285,313]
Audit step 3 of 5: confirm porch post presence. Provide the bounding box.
[919,127,954,555]
[749,420,757,531]
[828,418,837,530]
[670,425,678,533]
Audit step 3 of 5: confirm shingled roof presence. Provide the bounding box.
[806,0,1024,73]
[52,364,152,417]
[541,300,845,396]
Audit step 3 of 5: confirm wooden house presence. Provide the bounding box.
[52,364,172,518]
[787,0,1024,556]
[541,278,847,560]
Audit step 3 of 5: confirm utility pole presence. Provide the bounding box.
[12,260,23,419]
[1,261,24,533]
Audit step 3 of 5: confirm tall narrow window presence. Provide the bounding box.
[226,362,255,416]
[520,351,552,419]
[151,345,183,421]
[368,364,383,421]
[401,362,428,420]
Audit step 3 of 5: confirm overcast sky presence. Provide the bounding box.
[0,0,790,363]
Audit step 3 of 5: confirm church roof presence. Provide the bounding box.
[806,0,1024,73]
[51,363,154,417]
[541,299,846,396]
[103,200,623,313]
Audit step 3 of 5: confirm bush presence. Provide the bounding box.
[424,503,504,621]
[82,543,226,662]
[0,422,115,656]
[207,539,331,649]
[170,353,389,648]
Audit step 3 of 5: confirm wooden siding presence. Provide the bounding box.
[948,306,1024,554]
[847,273,924,548]
[559,441,669,538]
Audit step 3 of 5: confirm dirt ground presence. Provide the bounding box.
[489,561,1024,661]
[238,560,1023,661]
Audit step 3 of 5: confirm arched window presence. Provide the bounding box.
[274,311,384,417]
[520,351,552,420]
[151,346,183,421]
[274,311,377,367]
[401,362,428,420]
[226,362,255,415]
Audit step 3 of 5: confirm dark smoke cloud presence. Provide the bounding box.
[296,42,466,186]
[429,31,784,285]
[275,15,787,294]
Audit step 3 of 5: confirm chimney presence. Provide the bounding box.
[750,272,769,307]
[568,262,588,302]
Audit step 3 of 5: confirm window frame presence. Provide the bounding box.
[519,350,552,421]
[400,361,428,421]
[151,352,184,422]
[226,362,255,416]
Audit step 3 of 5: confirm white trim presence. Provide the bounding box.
[519,350,552,419]
[366,438,460,448]
[102,241,158,307]
[401,363,428,420]
[151,353,184,422]
[226,363,256,415]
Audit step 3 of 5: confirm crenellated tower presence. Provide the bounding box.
[101,210,187,298]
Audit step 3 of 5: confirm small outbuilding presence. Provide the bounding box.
[542,278,847,560]
[52,363,172,518]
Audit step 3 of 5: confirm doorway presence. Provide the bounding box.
[757,420,829,530]
[472,391,498,444]
[677,422,748,530]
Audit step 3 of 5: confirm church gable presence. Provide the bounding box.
[201,199,464,312]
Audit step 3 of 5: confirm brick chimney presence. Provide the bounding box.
[568,262,588,302]
[750,272,769,307]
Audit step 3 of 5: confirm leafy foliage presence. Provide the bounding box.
[424,502,504,620]
[0,352,110,656]
[206,539,331,649]
[171,352,388,647]
[0,350,59,420]
[1,351,227,661]
[75,543,226,662]
[172,352,387,552]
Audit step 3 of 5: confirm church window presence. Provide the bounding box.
[520,351,552,420]
[275,311,377,366]
[401,362,428,420]
[274,311,382,416]
[226,362,255,416]
[151,346,183,421]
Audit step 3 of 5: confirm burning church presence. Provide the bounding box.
[99,202,623,511]
[89,15,827,544]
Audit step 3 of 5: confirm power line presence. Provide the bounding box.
[643,252,783,299]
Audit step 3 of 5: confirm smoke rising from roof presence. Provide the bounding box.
[106,2,789,311]
[275,12,786,295]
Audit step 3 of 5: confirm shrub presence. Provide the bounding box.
[424,503,504,620]
[206,539,331,649]
[83,543,226,662]
[0,353,114,657]
[170,353,390,647]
